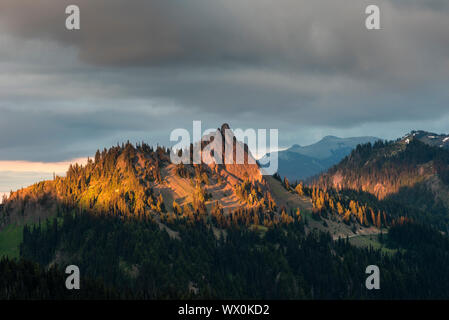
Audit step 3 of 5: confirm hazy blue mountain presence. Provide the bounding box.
[267,135,380,182]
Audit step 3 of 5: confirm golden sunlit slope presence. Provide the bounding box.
[160,164,243,214]
[0,125,272,230]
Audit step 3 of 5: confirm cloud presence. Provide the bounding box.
[0,158,87,201]
[0,158,87,173]
[0,0,448,164]
[1,0,448,76]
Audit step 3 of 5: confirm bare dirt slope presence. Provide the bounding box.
[158,164,245,214]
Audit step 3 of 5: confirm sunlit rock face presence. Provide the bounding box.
[195,124,262,185]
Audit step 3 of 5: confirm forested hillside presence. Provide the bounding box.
[15,211,449,299]
[316,138,449,229]
[0,257,118,299]
[1,129,449,299]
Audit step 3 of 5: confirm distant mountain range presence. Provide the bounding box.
[264,135,380,182]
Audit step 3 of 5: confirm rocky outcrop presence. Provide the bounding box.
[195,124,262,185]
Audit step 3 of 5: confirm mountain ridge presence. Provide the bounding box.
[0,124,387,242]
[402,130,449,149]
[316,130,449,228]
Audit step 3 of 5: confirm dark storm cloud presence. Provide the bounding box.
[0,95,194,161]
[0,0,448,162]
[1,0,448,74]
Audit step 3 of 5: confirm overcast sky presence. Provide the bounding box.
[0,0,448,195]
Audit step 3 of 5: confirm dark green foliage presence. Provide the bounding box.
[0,257,118,300]
[18,211,449,299]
